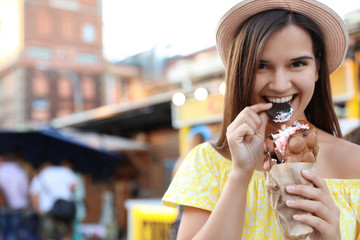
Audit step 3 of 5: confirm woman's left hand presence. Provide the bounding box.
[285,169,341,240]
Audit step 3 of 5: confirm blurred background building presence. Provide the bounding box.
[0,0,103,129]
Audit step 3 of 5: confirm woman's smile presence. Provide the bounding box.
[252,25,319,123]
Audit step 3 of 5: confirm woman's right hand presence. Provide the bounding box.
[226,103,272,175]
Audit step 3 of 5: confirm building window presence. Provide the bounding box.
[57,100,73,117]
[32,72,49,96]
[57,75,72,98]
[82,76,95,100]
[76,53,98,65]
[60,14,73,40]
[120,77,130,102]
[84,102,96,110]
[36,8,53,36]
[32,98,50,110]
[27,47,52,60]
[81,23,95,43]
[31,110,50,122]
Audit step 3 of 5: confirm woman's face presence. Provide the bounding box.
[252,25,318,125]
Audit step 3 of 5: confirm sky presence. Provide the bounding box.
[102,0,360,62]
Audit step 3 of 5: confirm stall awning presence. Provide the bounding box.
[50,93,173,134]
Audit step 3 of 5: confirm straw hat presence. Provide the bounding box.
[216,0,349,74]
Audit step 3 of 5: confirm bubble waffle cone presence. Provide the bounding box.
[262,120,319,239]
[265,163,315,239]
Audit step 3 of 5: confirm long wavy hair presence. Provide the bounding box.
[216,10,342,149]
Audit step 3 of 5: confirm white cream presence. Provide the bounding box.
[273,107,293,122]
[271,121,309,157]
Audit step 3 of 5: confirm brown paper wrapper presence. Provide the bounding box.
[265,162,316,240]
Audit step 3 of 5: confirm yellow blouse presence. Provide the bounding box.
[162,142,360,239]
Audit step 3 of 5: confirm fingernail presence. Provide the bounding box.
[293,215,300,220]
[286,185,295,192]
[286,200,295,206]
[302,169,310,176]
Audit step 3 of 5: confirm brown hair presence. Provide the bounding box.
[216,10,342,149]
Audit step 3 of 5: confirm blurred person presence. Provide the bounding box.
[172,125,212,178]
[0,150,30,240]
[0,152,7,210]
[29,161,77,240]
[62,158,86,240]
[72,172,86,240]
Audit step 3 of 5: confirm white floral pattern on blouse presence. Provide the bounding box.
[162,142,360,239]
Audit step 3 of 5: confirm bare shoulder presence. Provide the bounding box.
[317,130,360,179]
[334,137,360,161]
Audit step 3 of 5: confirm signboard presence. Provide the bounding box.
[330,59,355,103]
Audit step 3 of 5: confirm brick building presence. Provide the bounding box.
[0,0,103,129]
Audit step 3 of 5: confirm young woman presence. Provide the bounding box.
[162,0,360,239]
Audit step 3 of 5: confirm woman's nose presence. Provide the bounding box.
[268,69,292,92]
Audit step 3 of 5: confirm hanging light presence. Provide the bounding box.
[172,92,186,106]
[194,87,208,101]
[219,81,226,95]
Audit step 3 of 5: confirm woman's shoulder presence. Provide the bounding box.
[194,141,229,158]
[184,142,230,167]
[190,141,221,157]
[317,130,360,179]
[335,138,360,178]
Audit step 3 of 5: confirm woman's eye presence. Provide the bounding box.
[292,61,306,67]
[258,63,267,69]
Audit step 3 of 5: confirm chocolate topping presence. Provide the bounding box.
[267,102,293,122]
